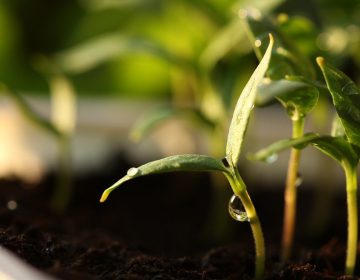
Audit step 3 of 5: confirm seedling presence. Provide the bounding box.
[0,70,76,214]
[101,35,274,280]
[250,57,360,276]
[242,11,319,261]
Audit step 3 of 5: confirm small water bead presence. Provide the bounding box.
[264,153,278,164]
[254,39,262,48]
[295,173,303,187]
[127,167,139,177]
[228,195,249,222]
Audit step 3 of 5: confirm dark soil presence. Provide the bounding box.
[0,153,358,279]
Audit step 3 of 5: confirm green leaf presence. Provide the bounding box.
[285,75,328,92]
[54,33,189,74]
[256,78,319,119]
[130,107,177,142]
[317,57,360,148]
[241,11,315,79]
[130,107,215,142]
[249,133,358,168]
[248,133,319,161]
[225,34,273,166]
[100,154,228,202]
[200,18,248,71]
[276,83,319,121]
[311,137,359,168]
[0,83,61,138]
[331,115,346,137]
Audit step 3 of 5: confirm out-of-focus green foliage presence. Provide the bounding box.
[0,0,360,98]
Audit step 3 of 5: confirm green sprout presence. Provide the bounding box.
[242,10,319,261]
[54,3,284,241]
[0,70,76,214]
[101,35,274,280]
[250,57,360,276]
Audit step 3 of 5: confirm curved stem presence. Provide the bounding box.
[281,118,304,261]
[343,164,358,276]
[226,169,265,280]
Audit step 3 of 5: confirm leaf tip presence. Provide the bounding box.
[268,33,274,44]
[100,190,110,203]
[316,56,325,67]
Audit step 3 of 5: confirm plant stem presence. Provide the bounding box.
[343,164,358,276]
[51,134,73,213]
[226,168,265,280]
[281,118,304,261]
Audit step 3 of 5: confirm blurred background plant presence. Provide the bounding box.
[0,0,359,218]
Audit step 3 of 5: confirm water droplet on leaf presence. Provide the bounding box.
[295,173,303,187]
[228,195,249,222]
[127,167,139,177]
[254,39,262,48]
[265,153,278,164]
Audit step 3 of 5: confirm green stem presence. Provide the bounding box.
[226,168,265,280]
[51,134,72,213]
[281,118,304,261]
[343,164,358,276]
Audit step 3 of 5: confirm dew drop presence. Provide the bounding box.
[295,173,303,187]
[265,153,278,164]
[7,200,17,211]
[254,39,262,48]
[228,195,249,222]
[127,167,139,177]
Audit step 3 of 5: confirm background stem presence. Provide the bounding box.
[51,134,73,213]
[343,165,358,276]
[281,118,304,261]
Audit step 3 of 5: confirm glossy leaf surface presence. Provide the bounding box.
[100,154,228,202]
[249,133,358,168]
[225,34,273,166]
[317,57,360,148]
[256,79,319,120]
[242,11,314,79]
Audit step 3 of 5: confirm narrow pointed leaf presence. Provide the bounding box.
[0,83,61,138]
[241,12,315,79]
[54,33,189,74]
[311,137,358,167]
[317,57,360,148]
[200,18,248,71]
[248,133,319,161]
[226,34,273,166]
[130,107,177,142]
[256,78,319,116]
[100,154,228,202]
[276,84,319,121]
[130,107,215,142]
[249,133,358,167]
